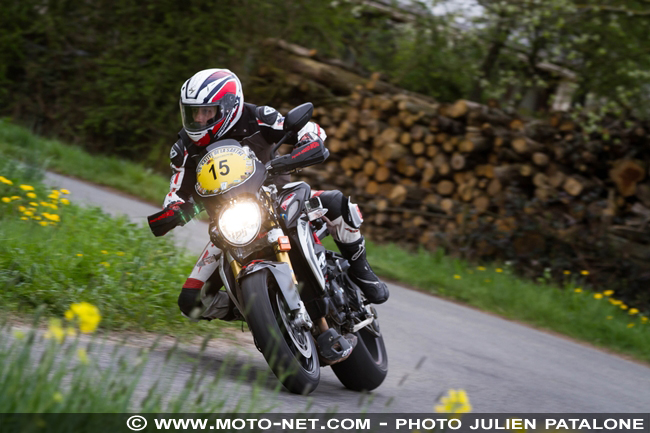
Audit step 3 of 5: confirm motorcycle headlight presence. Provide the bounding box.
[218,200,262,246]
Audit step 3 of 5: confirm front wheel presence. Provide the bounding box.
[331,320,388,391]
[240,270,320,394]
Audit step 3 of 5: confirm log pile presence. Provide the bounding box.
[258,40,650,309]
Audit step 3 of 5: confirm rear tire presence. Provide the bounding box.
[240,270,320,394]
[331,321,388,391]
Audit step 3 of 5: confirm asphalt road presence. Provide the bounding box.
[40,171,650,413]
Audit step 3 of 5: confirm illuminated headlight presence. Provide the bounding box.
[218,200,262,246]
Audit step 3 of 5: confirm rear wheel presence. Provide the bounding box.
[240,270,320,394]
[331,319,388,391]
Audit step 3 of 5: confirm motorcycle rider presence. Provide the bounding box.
[154,68,389,323]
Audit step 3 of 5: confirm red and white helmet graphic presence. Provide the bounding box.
[179,69,244,146]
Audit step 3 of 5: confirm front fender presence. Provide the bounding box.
[237,261,302,311]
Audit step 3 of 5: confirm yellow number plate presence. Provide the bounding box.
[196,146,255,196]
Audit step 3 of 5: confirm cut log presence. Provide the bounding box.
[511,137,545,155]
[563,175,594,196]
[375,165,391,183]
[436,180,456,196]
[532,152,550,167]
[609,159,646,197]
[446,99,482,118]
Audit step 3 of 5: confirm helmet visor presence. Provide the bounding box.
[180,102,224,133]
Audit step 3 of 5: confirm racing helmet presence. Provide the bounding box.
[179,69,244,146]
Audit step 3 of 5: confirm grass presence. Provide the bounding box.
[0,316,277,414]
[1,120,649,363]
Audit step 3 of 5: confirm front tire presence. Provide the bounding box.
[240,270,320,394]
[331,320,388,391]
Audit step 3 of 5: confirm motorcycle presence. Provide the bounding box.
[149,103,388,394]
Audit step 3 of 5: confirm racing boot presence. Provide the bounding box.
[336,236,389,304]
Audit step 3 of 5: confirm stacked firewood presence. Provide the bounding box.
[259,40,650,307]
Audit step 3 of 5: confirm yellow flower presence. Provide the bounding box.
[23,211,34,217]
[496,268,503,273]
[477,266,486,271]
[627,323,634,328]
[581,270,590,276]
[100,262,110,267]
[101,250,108,254]
[629,308,639,315]
[65,302,101,333]
[76,253,83,257]
[0,176,13,185]
[603,290,614,296]
[50,190,60,196]
[47,193,58,200]
[26,192,37,199]
[29,202,38,207]
[10,195,20,200]
[53,392,64,403]
[18,205,26,212]
[574,288,582,293]
[19,184,34,191]
[50,204,58,210]
[563,270,571,275]
[40,201,50,207]
[44,318,66,343]
[606,316,613,320]
[44,213,60,222]
[641,317,648,324]
[77,348,89,364]
[60,198,70,205]
[621,304,628,310]
[454,275,461,279]
[434,389,472,414]
[60,189,70,194]
[116,251,125,256]
[39,221,48,227]
[20,216,29,221]
[594,293,603,300]
[1,197,10,203]
[609,298,622,306]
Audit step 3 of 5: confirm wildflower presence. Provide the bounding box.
[60,189,70,194]
[434,389,472,414]
[628,308,639,315]
[606,316,613,320]
[76,253,83,257]
[100,262,110,267]
[19,184,34,191]
[50,190,60,196]
[29,202,39,207]
[47,193,58,200]
[593,293,603,300]
[627,323,634,328]
[0,176,13,185]
[39,221,48,227]
[60,198,70,205]
[621,304,628,310]
[563,270,571,275]
[641,317,648,324]
[574,288,582,293]
[77,348,89,365]
[20,217,28,221]
[101,250,108,254]
[1,197,10,203]
[27,192,37,199]
[496,268,503,273]
[18,206,26,212]
[53,392,64,403]
[23,211,34,217]
[116,251,125,256]
[454,275,461,280]
[65,302,101,333]
[50,204,58,210]
[581,270,590,276]
[603,290,614,296]
[477,266,486,271]
[43,213,60,222]
[10,196,20,200]
[32,216,41,220]
[44,318,66,343]
[609,299,622,306]
[40,201,50,207]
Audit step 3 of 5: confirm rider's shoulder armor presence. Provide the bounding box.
[170,138,186,168]
[255,105,279,126]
